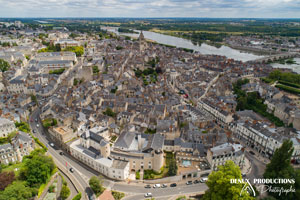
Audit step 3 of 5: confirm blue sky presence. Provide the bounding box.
[0,0,300,18]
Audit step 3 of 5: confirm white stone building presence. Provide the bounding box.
[0,117,16,137]
[207,143,245,170]
[70,129,130,180]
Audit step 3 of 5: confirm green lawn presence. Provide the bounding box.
[2,162,24,178]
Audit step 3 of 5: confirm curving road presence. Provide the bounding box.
[245,151,266,184]
[30,109,93,200]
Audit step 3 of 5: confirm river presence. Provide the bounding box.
[101,26,264,62]
[271,58,300,74]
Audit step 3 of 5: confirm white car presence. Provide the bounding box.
[153,184,161,188]
[50,143,54,147]
[200,178,208,183]
[36,124,39,127]
[144,193,152,197]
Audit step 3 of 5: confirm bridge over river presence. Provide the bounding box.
[248,52,299,63]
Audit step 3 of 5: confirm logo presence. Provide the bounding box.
[230,179,256,197]
[240,179,256,196]
[230,178,296,197]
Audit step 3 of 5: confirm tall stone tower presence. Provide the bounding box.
[139,31,147,52]
[153,149,164,172]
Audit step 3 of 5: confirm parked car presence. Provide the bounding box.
[170,183,177,187]
[153,184,161,188]
[249,151,255,155]
[144,193,152,197]
[242,173,246,178]
[144,185,151,189]
[35,118,38,122]
[33,130,36,133]
[59,152,64,156]
[36,124,39,127]
[201,173,210,177]
[161,184,167,188]
[50,143,54,147]
[186,181,193,185]
[69,168,74,173]
[194,180,200,184]
[200,178,208,183]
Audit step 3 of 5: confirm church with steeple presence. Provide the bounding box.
[138,31,147,52]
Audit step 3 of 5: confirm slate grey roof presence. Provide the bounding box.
[143,134,164,152]
[114,131,136,149]
[9,75,25,84]
[81,130,105,143]
[0,117,13,126]
[82,146,102,159]
[39,60,73,65]
[0,143,13,151]
[111,160,128,169]
[13,131,32,143]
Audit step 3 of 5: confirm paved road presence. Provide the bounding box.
[58,169,78,200]
[30,109,92,200]
[199,74,220,100]
[245,151,266,184]
[123,184,207,200]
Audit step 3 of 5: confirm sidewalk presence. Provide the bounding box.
[38,172,59,200]
[241,157,252,175]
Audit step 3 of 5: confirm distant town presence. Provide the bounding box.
[0,18,299,200]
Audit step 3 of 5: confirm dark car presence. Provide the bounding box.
[186,181,193,185]
[33,130,36,133]
[69,168,74,173]
[144,185,151,189]
[249,151,255,155]
[59,152,64,156]
[170,183,177,187]
[194,180,200,184]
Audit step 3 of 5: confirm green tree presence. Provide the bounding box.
[168,157,177,176]
[0,59,10,72]
[92,65,99,74]
[15,122,31,133]
[263,140,299,200]
[103,108,117,118]
[112,191,125,200]
[31,94,38,104]
[203,160,255,200]
[60,185,70,200]
[72,192,82,200]
[64,46,84,57]
[0,181,37,200]
[89,176,103,196]
[20,151,55,187]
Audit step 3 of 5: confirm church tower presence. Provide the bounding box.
[139,31,147,52]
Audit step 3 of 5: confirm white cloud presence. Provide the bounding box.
[0,0,299,17]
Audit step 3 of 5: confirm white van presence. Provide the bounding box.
[153,184,161,188]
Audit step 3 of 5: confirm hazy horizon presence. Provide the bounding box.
[1,0,300,18]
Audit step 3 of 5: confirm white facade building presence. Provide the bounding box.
[0,117,16,137]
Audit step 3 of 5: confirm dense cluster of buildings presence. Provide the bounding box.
[1,22,300,182]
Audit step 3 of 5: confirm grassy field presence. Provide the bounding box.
[150,28,244,35]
